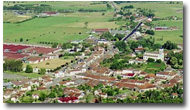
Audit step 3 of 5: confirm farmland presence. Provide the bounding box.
[116,1,183,18]
[146,20,183,44]
[3,12,118,44]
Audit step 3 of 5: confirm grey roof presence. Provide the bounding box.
[3,82,13,87]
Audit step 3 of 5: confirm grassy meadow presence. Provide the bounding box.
[145,20,183,44]
[3,11,118,44]
[23,58,74,69]
[116,1,183,18]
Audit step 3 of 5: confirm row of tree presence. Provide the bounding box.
[3,60,23,72]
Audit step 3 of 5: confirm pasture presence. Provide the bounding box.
[23,58,74,69]
[3,11,35,23]
[3,1,112,11]
[3,12,119,44]
[116,1,183,18]
[146,20,183,44]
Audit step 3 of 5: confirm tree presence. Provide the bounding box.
[49,92,56,98]
[39,92,46,101]
[162,41,177,50]
[170,57,178,65]
[4,60,23,72]
[147,58,155,62]
[145,30,155,35]
[130,16,135,21]
[117,75,122,80]
[115,41,127,51]
[84,21,88,28]
[178,59,183,65]
[25,65,33,73]
[39,68,46,75]
[156,59,162,63]
[52,42,58,48]
[20,38,23,42]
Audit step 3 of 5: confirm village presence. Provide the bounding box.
[3,27,183,103]
[3,1,183,103]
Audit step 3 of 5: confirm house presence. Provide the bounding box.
[145,74,156,80]
[137,83,156,92]
[97,39,109,44]
[20,84,31,91]
[39,12,59,17]
[32,94,39,99]
[177,44,183,50]
[135,45,144,54]
[58,97,79,103]
[68,69,84,75]
[99,93,108,99]
[84,36,98,45]
[139,71,148,77]
[54,71,65,78]
[91,28,109,33]
[3,82,13,89]
[129,58,146,64]
[3,90,12,99]
[143,48,164,61]
[146,18,152,22]
[11,96,19,103]
[37,86,47,91]
[122,73,135,78]
[171,93,178,98]
[59,80,75,86]
[156,71,177,79]
[117,94,127,100]
[30,80,40,86]
[129,53,136,57]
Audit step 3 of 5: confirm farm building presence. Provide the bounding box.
[3,44,30,53]
[3,44,61,64]
[38,12,59,17]
[3,52,29,60]
[155,27,170,31]
[91,28,109,33]
[170,26,179,30]
[25,47,62,55]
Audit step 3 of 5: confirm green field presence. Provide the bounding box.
[23,58,74,69]
[3,12,119,44]
[4,1,111,11]
[116,1,183,18]
[144,62,166,73]
[145,20,183,44]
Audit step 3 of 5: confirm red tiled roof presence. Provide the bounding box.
[58,97,78,103]
[93,28,109,32]
[3,52,29,60]
[135,48,144,51]
[27,47,59,54]
[3,44,30,52]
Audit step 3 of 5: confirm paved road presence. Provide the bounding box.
[3,73,25,80]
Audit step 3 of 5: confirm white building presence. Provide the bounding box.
[143,48,164,61]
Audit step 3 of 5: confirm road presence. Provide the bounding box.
[110,1,118,11]
[122,22,143,41]
[3,73,25,80]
